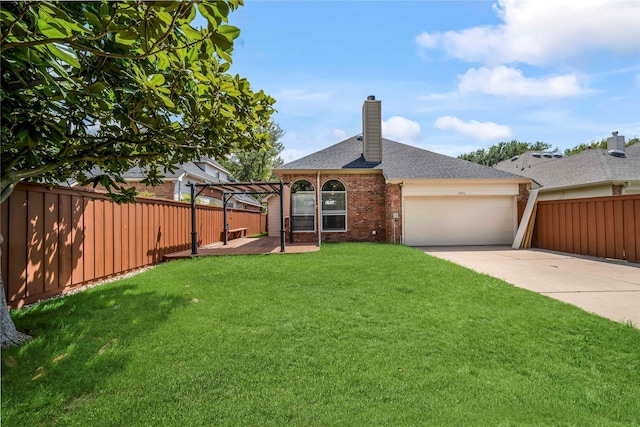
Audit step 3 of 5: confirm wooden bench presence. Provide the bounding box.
[227,227,248,240]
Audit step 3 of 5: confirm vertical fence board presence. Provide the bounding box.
[7,190,28,302]
[71,196,85,285]
[557,203,567,253]
[595,201,606,258]
[44,193,59,292]
[83,199,95,282]
[1,199,9,294]
[613,199,625,260]
[94,199,105,279]
[58,194,72,289]
[123,205,136,270]
[635,199,640,259]
[26,191,44,298]
[564,202,574,254]
[104,200,114,277]
[135,204,143,268]
[113,203,122,274]
[623,199,636,262]
[603,201,615,259]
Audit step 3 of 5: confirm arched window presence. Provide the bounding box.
[291,180,315,232]
[321,180,346,231]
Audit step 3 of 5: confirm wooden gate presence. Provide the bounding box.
[532,194,640,262]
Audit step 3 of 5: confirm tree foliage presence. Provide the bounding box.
[457,140,554,166]
[0,0,275,348]
[0,0,275,204]
[564,137,639,156]
[219,122,285,182]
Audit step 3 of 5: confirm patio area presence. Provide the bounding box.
[163,236,319,260]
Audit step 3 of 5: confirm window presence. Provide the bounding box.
[291,180,315,231]
[321,180,346,231]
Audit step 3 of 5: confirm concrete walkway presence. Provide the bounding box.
[420,246,640,327]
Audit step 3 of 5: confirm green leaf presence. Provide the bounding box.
[147,74,165,87]
[46,43,81,68]
[115,30,138,46]
[181,23,203,40]
[158,94,176,108]
[156,11,173,25]
[37,18,70,38]
[87,82,107,93]
[83,11,103,30]
[218,25,240,41]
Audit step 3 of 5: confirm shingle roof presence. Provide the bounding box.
[494,143,640,190]
[278,136,525,181]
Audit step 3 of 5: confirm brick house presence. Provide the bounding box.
[270,96,530,246]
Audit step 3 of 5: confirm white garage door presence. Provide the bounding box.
[404,197,514,246]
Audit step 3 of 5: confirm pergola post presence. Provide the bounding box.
[279,181,285,252]
[223,190,229,245]
[190,183,198,255]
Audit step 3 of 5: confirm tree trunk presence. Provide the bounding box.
[0,233,32,349]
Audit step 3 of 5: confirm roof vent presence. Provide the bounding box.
[552,153,563,158]
[510,155,519,161]
[543,152,553,158]
[356,135,363,141]
[608,149,626,158]
[532,152,542,158]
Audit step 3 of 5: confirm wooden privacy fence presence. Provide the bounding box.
[532,194,640,263]
[1,183,266,308]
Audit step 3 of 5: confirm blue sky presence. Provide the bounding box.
[224,0,640,162]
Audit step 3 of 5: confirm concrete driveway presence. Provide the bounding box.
[420,246,640,327]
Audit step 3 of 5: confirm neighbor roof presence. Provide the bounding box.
[494,143,640,190]
[277,136,526,181]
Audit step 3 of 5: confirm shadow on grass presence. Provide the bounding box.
[1,281,189,424]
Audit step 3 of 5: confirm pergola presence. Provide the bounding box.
[186,180,287,255]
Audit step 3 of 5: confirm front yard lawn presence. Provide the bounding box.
[2,243,639,426]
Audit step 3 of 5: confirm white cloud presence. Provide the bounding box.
[433,116,513,140]
[416,0,640,65]
[382,116,421,144]
[333,129,347,140]
[458,66,584,97]
[415,32,441,49]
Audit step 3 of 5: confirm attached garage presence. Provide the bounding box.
[404,196,515,246]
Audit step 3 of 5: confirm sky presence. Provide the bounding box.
[222,0,640,163]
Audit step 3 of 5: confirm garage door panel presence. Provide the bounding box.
[404,197,514,246]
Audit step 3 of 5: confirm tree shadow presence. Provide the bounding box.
[1,280,189,425]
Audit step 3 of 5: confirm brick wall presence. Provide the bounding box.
[279,172,389,244]
[385,184,402,244]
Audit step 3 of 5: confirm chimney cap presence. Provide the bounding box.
[367,95,376,100]
[612,131,618,136]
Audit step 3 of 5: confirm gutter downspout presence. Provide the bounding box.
[317,170,321,247]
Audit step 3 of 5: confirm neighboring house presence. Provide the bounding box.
[76,158,262,211]
[494,135,640,201]
[271,96,530,246]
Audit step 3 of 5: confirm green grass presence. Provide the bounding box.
[2,243,639,426]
